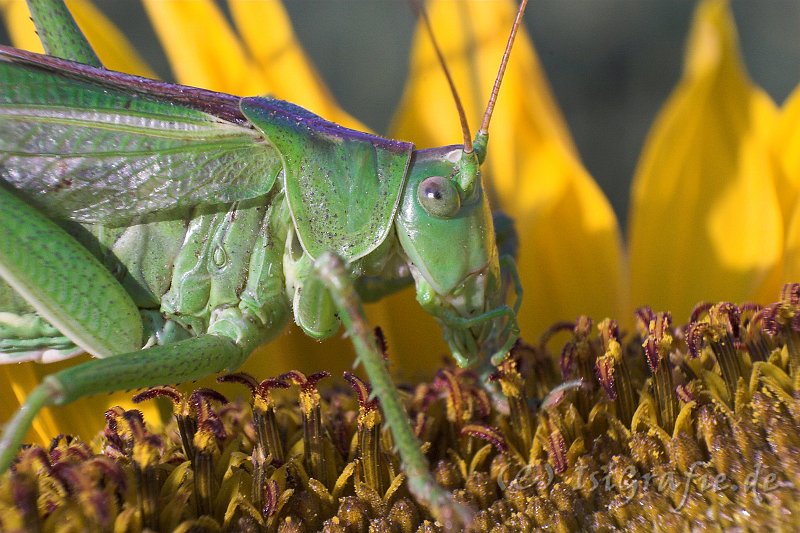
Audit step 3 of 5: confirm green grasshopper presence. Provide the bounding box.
[0,0,526,526]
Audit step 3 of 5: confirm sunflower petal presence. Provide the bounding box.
[1,0,153,76]
[391,0,626,340]
[142,0,266,94]
[628,0,782,318]
[772,85,800,220]
[772,72,800,282]
[228,0,364,130]
[68,0,153,76]
[0,356,165,448]
[0,0,44,52]
[0,364,59,445]
[784,207,800,282]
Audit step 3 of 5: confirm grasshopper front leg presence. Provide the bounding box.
[314,252,474,531]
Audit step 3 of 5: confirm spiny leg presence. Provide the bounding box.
[314,252,473,531]
[0,186,143,358]
[490,254,523,365]
[0,186,259,470]
[25,0,101,66]
[0,332,251,472]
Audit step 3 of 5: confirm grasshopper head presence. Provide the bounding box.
[396,145,509,368]
[397,0,527,367]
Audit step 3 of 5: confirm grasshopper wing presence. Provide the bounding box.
[0,46,282,224]
[241,98,413,262]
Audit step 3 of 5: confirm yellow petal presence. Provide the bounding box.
[0,356,164,448]
[68,0,154,76]
[1,0,153,76]
[228,0,364,130]
[142,0,267,94]
[771,80,800,219]
[0,0,44,52]
[628,0,782,318]
[772,69,800,283]
[784,206,800,282]
[391,0,625,339]
[0,364,59,444]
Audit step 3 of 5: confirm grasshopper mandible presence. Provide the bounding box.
[0,0,527,525]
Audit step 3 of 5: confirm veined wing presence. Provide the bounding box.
[0,46,281,224]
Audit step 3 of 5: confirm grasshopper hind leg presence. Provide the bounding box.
[0,186,144,358]
[0,331,256,472]
[0,187,265,471]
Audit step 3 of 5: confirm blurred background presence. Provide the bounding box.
[3,1,800,229]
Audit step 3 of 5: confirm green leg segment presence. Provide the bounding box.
[26,0,101,65]
[0,333,249,472]
[315,252,473,531]
[500,254,523,316]
[0,186,143,357]
[0,188,262,473]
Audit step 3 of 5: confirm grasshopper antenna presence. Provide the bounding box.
[476,0,529,156]
[412,0,473,154]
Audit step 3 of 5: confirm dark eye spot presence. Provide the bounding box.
[417,175,460,218]
[422,184,443,201]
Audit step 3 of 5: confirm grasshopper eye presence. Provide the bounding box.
[417,176,460,218]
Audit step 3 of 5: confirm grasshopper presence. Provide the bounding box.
[0,0,527,525]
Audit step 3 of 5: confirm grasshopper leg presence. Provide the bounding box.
[499,254,523,317]
[0,186,143,358]
[0,329,255,472]
[314,252,474,531]
[25,0,101,66]
[0,187,269,471]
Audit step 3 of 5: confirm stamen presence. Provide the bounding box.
[281,370,331,486]
[596,318,635,425]
[641,312,679,434]
[221,373,289,466]
[461,423,508,454]
[687,302,743,406]
[494,359,533,453]
[344,372,386,496]
[559,316,596,417]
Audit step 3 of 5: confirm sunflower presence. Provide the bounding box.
[0,0,794,455]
